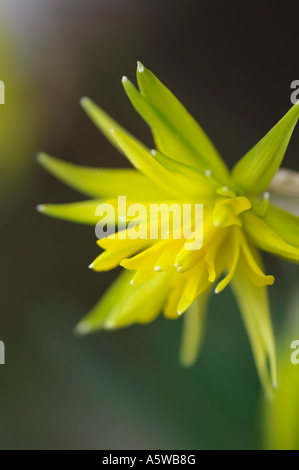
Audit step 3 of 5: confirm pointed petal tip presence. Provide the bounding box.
[88,262,94,269]
[36,152,48,165]
[80,96,90,105]
[232,101,299,194]
[269,275,275,285]
[180,358,195,368]
[74,321,91,336]
[104,321,116,330]
[121,75,128,84]
[36,204,45,213]
[137,61,145,73]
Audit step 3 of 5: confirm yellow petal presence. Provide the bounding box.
[179,291,211,367]
[38,152,169,200]
[130,270,157,287]
[239,232,275,287]
[243,211,299,263]
[175,243,206,273]
[164,275,186,319]
[215,227,240,293]
[112,129,212,199]
[91,242,148,272]
[232,101,299,194]
[80,96,146,154]
[37,199,104,225]
[131,66,229,180]
[152,149,218,199]
[204,229,229,282]
[231,263,277,399]
[75,270,133,334]
[106,271,170,328]
[120,241,166,271]
[164,263,210,318]
[265,204,299,248]
[213,197,251,228]
[183,262,210,302]
[154,240,183,271]
[97,220,155,251]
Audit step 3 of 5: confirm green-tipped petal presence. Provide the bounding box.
[91,240,148,272]
[179,291,210,367]
[76,270,169,333]
[243,211,299,263]
[215,227,240,293]
[37,199,104,225]
[75,270,133,334]
[231,263,277,400]
[38,152,168,200]
[80,97,146,153]
[111,130,213,199]
[123,75,228,181]
[152,149,219,197]
[107,271,170,328]
[265,205,299,248]
[232,102,299,194]
[135,62,228,180]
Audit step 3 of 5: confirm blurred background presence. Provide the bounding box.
[0,0,299,450]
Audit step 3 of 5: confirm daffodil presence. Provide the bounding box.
[37,62,299,398]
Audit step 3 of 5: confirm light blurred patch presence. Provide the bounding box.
[263,288,299,450]
[0,25,38,208]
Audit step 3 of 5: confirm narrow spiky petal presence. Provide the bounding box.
[231,263,277,400]
[80,97,146,152]
[37,199,105,225]
[232,101,299,194]
[37,152,169,200]
[136,62,228,180]
[243,211,299,263]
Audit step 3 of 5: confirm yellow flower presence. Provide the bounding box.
[37,62,299,398]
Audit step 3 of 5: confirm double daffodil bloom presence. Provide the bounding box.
[38,63,299,398]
